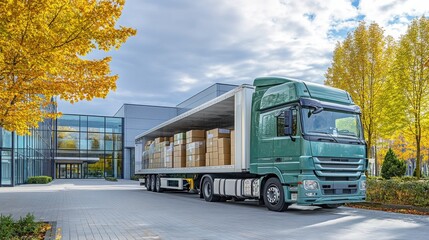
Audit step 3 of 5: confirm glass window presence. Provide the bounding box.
[80,132,88,150]
[106,118,122,133]
[1,150,12,185]
[113,134,122,150]
[276,109,297,137]
[57,131,79,149]
[57,115,79,131]
[1,129,12,148]
[88,133,104,150]
[80,116,88,132]
[105,134,113,150]
[88,116,105,132]
[302,108,362,139]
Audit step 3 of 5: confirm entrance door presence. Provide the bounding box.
[56,163,82,179]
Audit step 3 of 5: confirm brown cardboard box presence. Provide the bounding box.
[173,144,186,168]
[186,154,205,167]
[174,133,186,145]
[231,130,235,165]
[186,141,205,155]
[186,137,205,144]
[206,128,231,139]
[218,138,231,154]
[155,137,168,144]
[219,153,231,165]
[205,153,210,166]
[186,130,205,139]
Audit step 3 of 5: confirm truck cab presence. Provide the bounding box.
[250,77,366,211]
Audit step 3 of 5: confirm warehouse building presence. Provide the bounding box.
[0,83,236,186]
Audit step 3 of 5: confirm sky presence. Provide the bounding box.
[58,0,429,116]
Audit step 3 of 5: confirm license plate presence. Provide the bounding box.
[291,193,297,201]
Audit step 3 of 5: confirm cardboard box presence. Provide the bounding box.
[219,153,231,165]
[173,144,186,168]
[207,128,231,139]
[186,130,205,139]
[218,138,231,154]
[186,154,205,167]
[174,133,186,145]
[231,130,235,165]
[155,137,168,144]
[186,141,205,155]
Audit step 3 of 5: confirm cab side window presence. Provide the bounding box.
[277,108,297,137]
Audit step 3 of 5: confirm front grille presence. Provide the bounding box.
[314,157,365,178]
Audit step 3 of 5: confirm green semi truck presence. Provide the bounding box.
[135,76,367,212]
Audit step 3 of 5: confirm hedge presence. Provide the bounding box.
[27,176,52,184]
[105,177,118,182]
[366,177,429,207]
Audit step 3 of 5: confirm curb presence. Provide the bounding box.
[348,202,429,213]
[44,221,60,240]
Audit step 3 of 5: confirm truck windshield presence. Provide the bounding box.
[302,108,363,140]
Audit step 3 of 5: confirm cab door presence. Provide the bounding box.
[273,107,301,182]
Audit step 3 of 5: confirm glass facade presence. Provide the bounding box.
[55,114,123,179]
[0,117,55,186]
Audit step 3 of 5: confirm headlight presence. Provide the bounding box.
[360,180,366,190]
[303,180,319,190]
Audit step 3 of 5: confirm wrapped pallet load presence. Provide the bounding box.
[186,130,206,167]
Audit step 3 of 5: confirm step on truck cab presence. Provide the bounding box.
[135,76,367,212]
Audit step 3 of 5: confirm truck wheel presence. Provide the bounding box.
[150,175,157,192]
[145,175,151,191]
[320,204,343,209]
[202,177,220,202]
[263,178,289,212]
[155,175,163,193]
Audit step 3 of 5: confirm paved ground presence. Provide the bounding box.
[0,179,428,240]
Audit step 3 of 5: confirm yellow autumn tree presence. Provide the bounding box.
[393,17,429,178]
[325,22,396,171]
[0,0,136,135]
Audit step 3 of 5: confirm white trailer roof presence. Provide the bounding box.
[135,85,254,141]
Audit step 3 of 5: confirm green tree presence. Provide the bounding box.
[381,148,406,179]
[393,17,429,179]
[325,22,396,165]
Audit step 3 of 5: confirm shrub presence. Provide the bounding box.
[366,178,429,207]
[16,213,41,237]
[0,213,43,240]
[105,177,118,182]
[27,176,52,184]
[381,148,406,179]
[0,215,15,239]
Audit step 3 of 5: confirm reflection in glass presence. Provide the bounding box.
[57,115,79,131]
[1,151,12,185]
[57,131,79,149]
[88,116,104,132]
[1,129,12,148]
[106,118,122,133]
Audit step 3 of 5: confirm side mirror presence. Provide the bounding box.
[284,109,293,136]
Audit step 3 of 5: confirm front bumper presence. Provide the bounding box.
[289,175,366,206]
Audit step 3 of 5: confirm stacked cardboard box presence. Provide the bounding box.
[152,137,170,168]
[173,133,186,168]
[164,144,174,168]
[143,140,152,169]
[186,130,206,167]
[206,128,231,166]
[174,133,186,145]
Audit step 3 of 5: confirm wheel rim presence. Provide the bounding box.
[204,181,211,198]
[266,185,280,205]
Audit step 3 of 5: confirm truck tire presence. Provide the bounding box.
[320,204,343,209]
[155,175,163,193]
[202,177,220,202]
[263,177,289,212]
[145,175,151,191]
[150,175,157,192]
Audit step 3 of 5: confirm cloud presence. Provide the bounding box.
[58,0,429,116]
